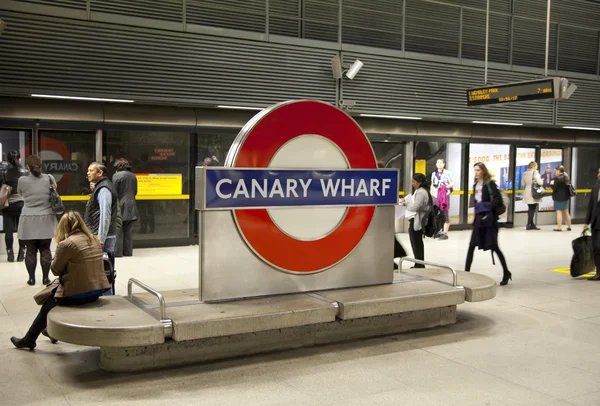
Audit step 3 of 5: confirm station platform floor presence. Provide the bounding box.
[1,226,600,405]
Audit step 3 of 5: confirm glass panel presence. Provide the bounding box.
[0,130,32,232]
[514,147,536,213]
[572,147,600,220]
[104,130,191,241]
[539,149,563,213]
[197,131,238,167]
[370,141,404,193]
[414,141,463,225]
[39,130,96,216]
[467,143,511,224]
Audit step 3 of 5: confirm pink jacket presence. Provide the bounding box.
[436,184,449,213]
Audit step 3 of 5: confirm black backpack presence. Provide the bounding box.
[422,194,446,238]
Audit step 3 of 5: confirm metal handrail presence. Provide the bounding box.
[127,278,173,337]
[397,257,461,288]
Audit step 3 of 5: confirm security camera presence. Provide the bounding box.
[331,55,343,80]
[0,19,6,36]
[345,59,364,80]
[330,56,365,80]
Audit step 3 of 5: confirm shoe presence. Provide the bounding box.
[533,226,540,230]
[500,271,512,286]
[7,249,14,263]
[41,329,58,344]
[42,277,50,285]
[553,229,562,232]
[10,336,36,351]
[27,278,35,286]
[588,274,600,281]
[567,228,572,231]
[438,234,449,240]
[16,247,25,262]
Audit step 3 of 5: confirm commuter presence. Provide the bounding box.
[464,162,512,286]
[584,168,600,281]
[17,155,58,285]
[85,162,118,256]
[521,161,543,230]
[112,158,138,257]
[0,150,28,262]
[551,165,572,232]
[399,173,430,268]
[10,211,111,350]
[430,158,454,240]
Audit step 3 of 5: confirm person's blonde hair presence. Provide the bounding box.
[527,161,537,169]
[55,211,97,244]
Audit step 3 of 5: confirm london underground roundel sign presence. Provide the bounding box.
[206,100,398,274]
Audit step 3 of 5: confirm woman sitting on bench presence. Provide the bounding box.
[11,211,111,350]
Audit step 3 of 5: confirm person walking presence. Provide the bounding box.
[399,173,430,268]
[464,162,512,286]
[85,162,118,256]
[0,150,28,262]
[551,165,572,232]
[112,158,138,257]
[522,161,543,230]
[17,155,58,285]
[430,159,454,240]
[10,211,111,350]
[584,168,600,281]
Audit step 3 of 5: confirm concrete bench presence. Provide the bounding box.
[47,268,496,371]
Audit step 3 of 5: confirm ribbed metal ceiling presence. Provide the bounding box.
[556,78,600,127]
[0,12,336,107]
[341,52,555,125]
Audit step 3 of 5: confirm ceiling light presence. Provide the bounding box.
[31,94,134,103]
[360,114,422,120]
[217,105,263,111]
[472,121,523,126]
[562,126,600,131]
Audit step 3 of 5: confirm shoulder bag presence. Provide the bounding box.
[568,183,577,197]
[0,184,11,208]
[531,170,546,199]
[48,174,65,215]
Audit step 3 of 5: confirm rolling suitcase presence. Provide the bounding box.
[103,252,117,295]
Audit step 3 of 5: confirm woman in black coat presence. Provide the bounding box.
[550,165,572,232]
[0,150,28,262]
[465,162,512,286]
[112,158,138,257]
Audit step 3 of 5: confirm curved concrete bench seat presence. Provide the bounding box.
[397,268,497,302]
[45,274,496,371]
[47,296,166,348]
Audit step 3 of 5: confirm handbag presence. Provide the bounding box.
[531,171,546,199]
[570,231,595,277]
[48,174,65,215]
[0,184,12,208]
[33,278,60,305]
[568,183,577,197]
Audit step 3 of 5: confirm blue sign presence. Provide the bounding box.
[203,168,399,209]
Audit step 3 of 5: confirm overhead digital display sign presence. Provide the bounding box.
[466,78,559,106]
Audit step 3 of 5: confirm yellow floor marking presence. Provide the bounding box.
[552,267,596,276]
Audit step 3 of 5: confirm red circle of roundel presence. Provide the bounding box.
[232,100,377,273]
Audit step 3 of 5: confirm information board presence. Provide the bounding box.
[136,173,182,195]
[467,78,558,106]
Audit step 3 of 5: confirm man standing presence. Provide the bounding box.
[85,162,118,256]
[584,168,600,281]
[112,158,138,257]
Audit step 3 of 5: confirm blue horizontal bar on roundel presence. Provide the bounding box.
[203,168,399,210]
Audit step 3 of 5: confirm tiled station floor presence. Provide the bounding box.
[1,226,600,405]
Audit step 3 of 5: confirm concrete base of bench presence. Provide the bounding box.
[47,269,496,372]
[100,305,457,372]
